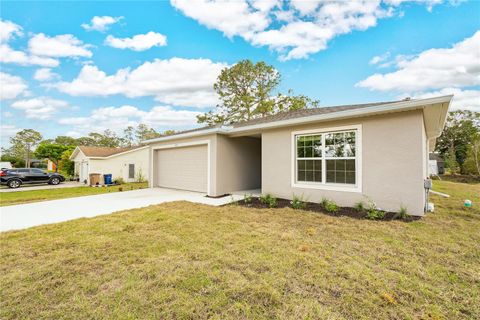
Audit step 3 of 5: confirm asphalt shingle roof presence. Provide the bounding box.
[79,146,142,157]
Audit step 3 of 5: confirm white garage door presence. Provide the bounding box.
[156,144,208,193]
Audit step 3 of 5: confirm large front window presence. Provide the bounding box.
[296,129,357,186]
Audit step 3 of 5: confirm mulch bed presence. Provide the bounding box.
[233,197,420,222]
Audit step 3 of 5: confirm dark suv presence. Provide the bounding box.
[0,168,65,188]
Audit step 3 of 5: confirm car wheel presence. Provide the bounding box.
[50,177,60,185]
[7,179,21,189]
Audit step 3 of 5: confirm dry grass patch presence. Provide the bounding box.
[1,180,479,319]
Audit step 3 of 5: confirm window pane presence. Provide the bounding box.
[345,159,355,171]
[297,147,305,158]
[334,132,345,157]
[314,171,322,182]
[305,160,313,170]
[313,145,322,157]
[298,160,306,171]
[297,136,305,147]
[335,171,346,184]
[305,171,314,182]
[345,132,356,157]
[298,170,306,182]
[346,171,356,184]
[313,160,322,171]
[326,170,335,183]
[304,136,313,147]
[305,147,313,158]
[336,159,346,171]
[327,160,335,171]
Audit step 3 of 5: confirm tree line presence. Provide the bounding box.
[0,124,174,175]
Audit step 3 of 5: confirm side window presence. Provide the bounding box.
[128,164,135,179]
[32,169,45,174]
[18,169,30,173]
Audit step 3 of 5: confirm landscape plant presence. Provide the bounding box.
[259,193,278,208]
[321,198,339,213]
[291,194,307,210]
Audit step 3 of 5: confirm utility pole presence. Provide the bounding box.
[26,142,30,168]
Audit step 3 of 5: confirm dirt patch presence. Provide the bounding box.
[233,197,420,222]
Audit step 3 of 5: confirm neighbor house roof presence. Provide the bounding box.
[70,146,147,160]
[143,95,453,144]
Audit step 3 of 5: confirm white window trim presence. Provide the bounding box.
[291,124,362,193]
[149,139,211,196]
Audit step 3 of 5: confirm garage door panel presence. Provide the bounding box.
[156,145,208,192]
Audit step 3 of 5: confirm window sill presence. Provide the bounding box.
[292,182,362,193]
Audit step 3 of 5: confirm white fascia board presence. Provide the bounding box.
[141,128,222,144]
[87,146,149,160]
[228,95,454,135]
[140,95,453,143]
[69,146,83,160]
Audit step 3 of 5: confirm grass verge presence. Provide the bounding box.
[0,180,479,319]
[0,182,148,207]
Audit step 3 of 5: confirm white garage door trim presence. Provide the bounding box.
[150,140,211,195]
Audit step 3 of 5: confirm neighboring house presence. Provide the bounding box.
[70,146,149,184]
[429,153,445,175]
[143,95,452,216]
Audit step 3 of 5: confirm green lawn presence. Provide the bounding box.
[1,180,479,319]
[0,182,148,206]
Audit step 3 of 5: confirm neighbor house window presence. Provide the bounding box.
[295,129,357,187]
[128,164,135,179]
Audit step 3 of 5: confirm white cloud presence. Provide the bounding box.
[10,97,69,120]
[0,19,23,42]
[0,72,28,100]
[413,88,480,111]
[0,45,60,67]
[105,31,167,51]
[369,51,391,65]
[0,20,59,67]
[81,16,123,32]
[33,68,60,81]
[357,31,480,92]
[28,33,93,58]
[0,124,19,146]
[54,57,227,108]
[58,105,200,134]
[170,0,443,60]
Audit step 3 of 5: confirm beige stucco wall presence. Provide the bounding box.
[88,148,150,183]
[261,110,427,215]
[216,135,261,195]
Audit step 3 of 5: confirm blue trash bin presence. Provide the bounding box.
[104,174,113,185]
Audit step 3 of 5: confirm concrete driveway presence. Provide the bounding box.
[0,181,85,193]
[0,188,241,232]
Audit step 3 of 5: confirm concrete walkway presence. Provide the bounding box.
[0,181,85,193]
[0,188,241,232]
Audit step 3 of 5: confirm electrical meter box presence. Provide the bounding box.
[424,179,432,189]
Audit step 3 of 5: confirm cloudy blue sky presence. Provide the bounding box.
[1,0,479,145]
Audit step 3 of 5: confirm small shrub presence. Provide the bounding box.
[321,198,339,213]
[366,209,385,220]
[135,169,146,183]
[259,194,277,208]
[393,205,409,220]
[114,177,125,185]
[291,194,307,210]
[243,193,253,204]
[354,201,366,212]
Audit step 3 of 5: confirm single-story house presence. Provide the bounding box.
[429,153,445,175]
[70,146,149,184]
[143,95,452,216]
